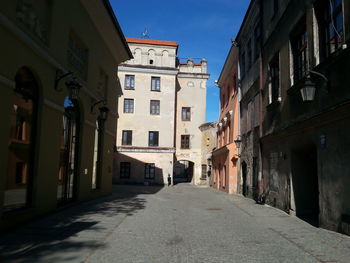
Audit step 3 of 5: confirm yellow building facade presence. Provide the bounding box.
[0,0,131,230]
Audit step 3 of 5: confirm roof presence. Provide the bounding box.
[126,38,179,47]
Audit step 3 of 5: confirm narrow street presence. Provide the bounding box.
[1,184,350,263]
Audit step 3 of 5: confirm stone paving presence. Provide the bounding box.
[1,184,350,263]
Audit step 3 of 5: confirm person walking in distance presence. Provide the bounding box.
[167,174,172,186]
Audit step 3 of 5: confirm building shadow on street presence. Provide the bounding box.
[0,184,163,262]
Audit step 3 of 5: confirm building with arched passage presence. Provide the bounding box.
[0,0,132,230]
[114,38,209,185]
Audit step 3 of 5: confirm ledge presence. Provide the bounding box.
[116,146,176,153]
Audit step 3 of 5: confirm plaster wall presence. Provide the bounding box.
[117,71,177,148]
[176,63,209,185]
[114,151,174,185]
[0,0,130,230]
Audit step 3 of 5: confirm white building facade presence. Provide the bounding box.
[114,38,209,185]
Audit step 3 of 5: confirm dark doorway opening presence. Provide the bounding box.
[58,97,80,205]
[252,157,259,200]
[173,160,194,184]
[291,145,319,227]
[242,161,248,197]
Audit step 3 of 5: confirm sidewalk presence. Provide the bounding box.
[0,185,163,263]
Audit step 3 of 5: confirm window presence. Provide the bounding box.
[68,32,89,80]
[201,165,207,179]
[247,39,252,69]
[151,77,160,91]
[150,100,160,115]
[149,131,159,146]
[181,135,190,149]
[124,75,135,90]
[316,0,344,57]
[120,162,131,178]
[240,52,246,77]
[254,24,261,60]
[122,130,132,145]
[182,107,191,121]
[124,99,134,113]
[291,22,308,82]
[97,69,108,101]
[226,121,231,144]
[269,53,280,103]
[145,163,155,179]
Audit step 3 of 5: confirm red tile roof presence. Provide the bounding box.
[126,38,179,47]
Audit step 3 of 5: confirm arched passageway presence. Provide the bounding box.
[173,160,194,184]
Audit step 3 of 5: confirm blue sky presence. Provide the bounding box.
[111,0,251,122]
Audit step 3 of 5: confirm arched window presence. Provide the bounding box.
[148,49,155,65]
[4,67,39,212]
[57,97,80,203]
[134,48,141,64]
[161,50,169,67]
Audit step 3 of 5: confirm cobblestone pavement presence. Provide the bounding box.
[1,184,350,263]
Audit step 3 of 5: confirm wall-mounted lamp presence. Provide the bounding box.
[99,106,110,121]
[300,77,316,102]
[234,135,242,149]
[91,100,109,121]
[55,69,73,91]
[301,70,328,102]
[66,79,81,100]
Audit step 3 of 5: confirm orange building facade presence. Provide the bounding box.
[212,43,240,194]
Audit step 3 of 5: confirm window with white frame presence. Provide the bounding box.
[124,75,135,90]
[151,77,161,91]
[145,163,155,179]
[124,99,134,113]
[150,100,160,115]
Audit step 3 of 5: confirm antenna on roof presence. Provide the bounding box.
[142,28,150,39]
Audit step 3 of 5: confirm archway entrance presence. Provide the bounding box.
[4,67,38,212]
[242,161,248,197]
[291,145,319,226]
[57,97,80,204]
[173,160,194,184]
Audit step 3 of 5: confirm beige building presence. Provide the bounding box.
[199,122,217,185]
[114,38,209,185]
[175,60,209,184]
[0,0,131,230]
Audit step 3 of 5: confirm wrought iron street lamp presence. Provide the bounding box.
[234,135,242,149]
[98,106,110,121]
[66,79,81,100]
[300,70,328,102]
[300,77,316,102]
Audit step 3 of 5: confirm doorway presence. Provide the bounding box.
[291,145,319,226]
[242,161,248,197]
[252,157,259,200]
[58,97,80,204]
[173,160,194,184]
